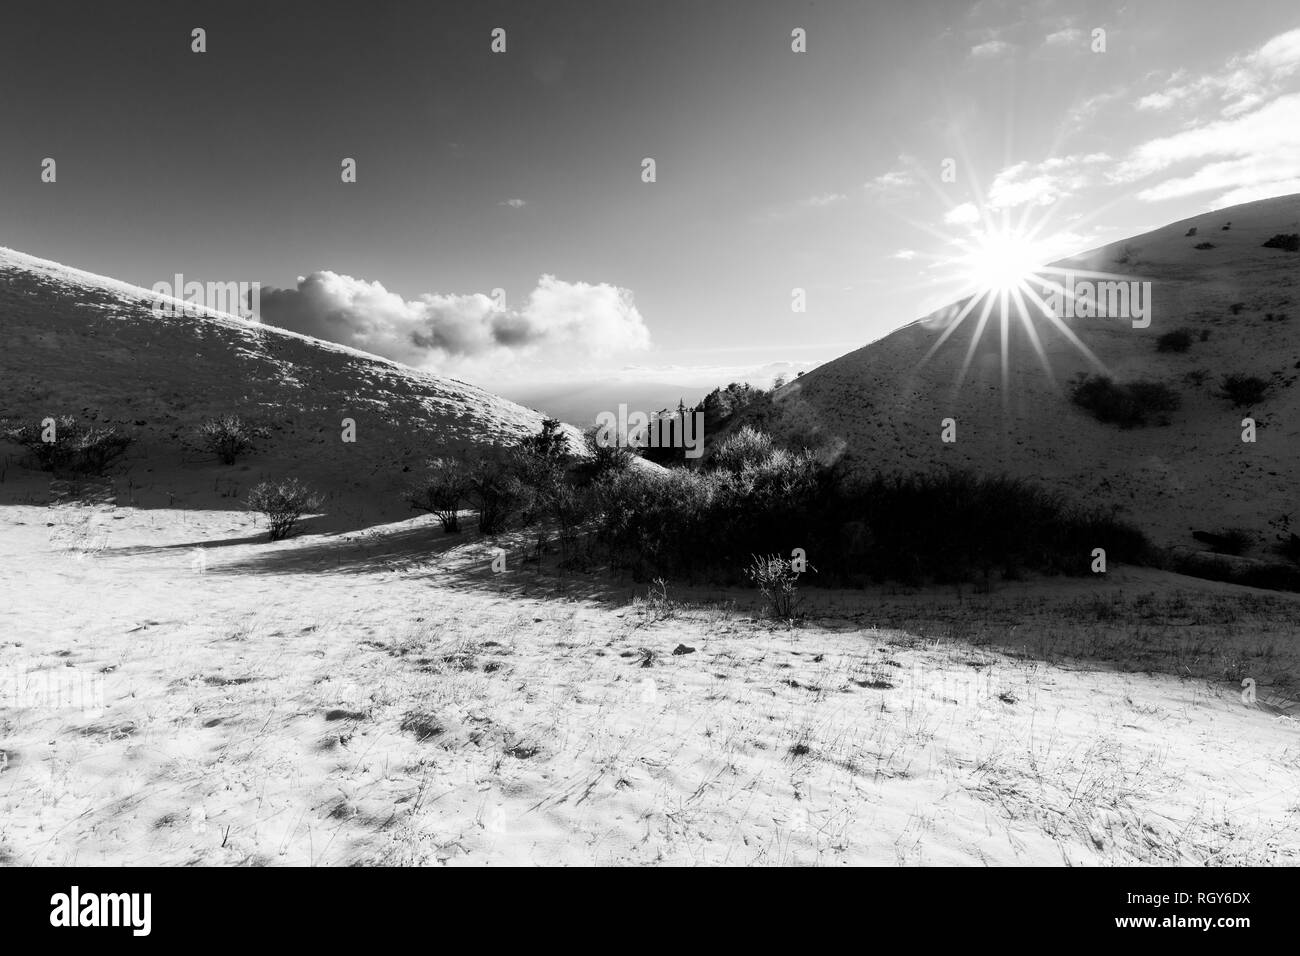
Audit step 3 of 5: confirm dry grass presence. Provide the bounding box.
[2,494,1297,866]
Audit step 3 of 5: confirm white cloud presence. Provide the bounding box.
[1114,92,1300,205]
[943,202,982,225]
[498,198,527,208]
[987,153,1110,208]
[872,170,912,188]
[1132,27,1300,117]
[1043,28,1083,48]
[970,39,1013,59]
[864,163,918,201]
[260,272,650,376]
[892,249,918,260]
[801,192,848,208]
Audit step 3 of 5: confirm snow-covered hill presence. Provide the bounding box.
[741,194,1300,550]
[0,247,582,520]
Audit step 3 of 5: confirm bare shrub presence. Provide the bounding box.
[746,553,807,620]
[467,455,521,535]
[198,414,261,465]
[2,416,132,475]
[247,478,322,541]
[406,458,470,532]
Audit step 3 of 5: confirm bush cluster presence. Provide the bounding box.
[1070,375,1181,427]
[397,421,1150,590]
[2,416,133,475]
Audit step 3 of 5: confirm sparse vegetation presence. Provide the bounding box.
[2,416,132,476]
[1261,233,1300,252]
[1220,373,1270,407]
[1113,243,1140,265]
[198,414,260,465]
[1155,329,1193,353]
[1070,375,1181,427]
[578,427,638,483]
[406,458,470,532]
[592,434,1148,586]
[746,553,808,619]
[709,424,775,473]
[247,478,322,541]
[466,454,521,535]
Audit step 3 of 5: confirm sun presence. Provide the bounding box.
[960,226,1049,295]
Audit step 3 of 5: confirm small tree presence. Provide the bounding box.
[517,418,571,465]
[199,415,259,465]
[406,458,470,532]
[247,478,322,541]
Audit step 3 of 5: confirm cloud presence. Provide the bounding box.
[755,190,850,222]
[864,160,919,202]
[1132,27,1300,117]
[987,153,1110,208]
[1113,91,1300,204]
[943,202,981,225]
[800,192,848,208]
[1042,28,1083,49]
[498,198,527,208]
[891,249,918,260]
[259,272,650,375]
[970,39,1013,59]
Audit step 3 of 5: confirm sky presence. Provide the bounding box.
[2,0,1299,405]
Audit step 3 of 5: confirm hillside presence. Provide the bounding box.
[742,194,1300,551]
[0,248,582,522]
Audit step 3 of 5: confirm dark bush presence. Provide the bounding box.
[1155,329,1193,353]
[467,454,522,535]
[1070,375,1181,427]
[1261,233,1300,252]
[592,440,1147,587]
[2,416,132,476]
[1192,528,1252,556]
[1166,552,1300,593]
[1194,242,1215,250]
[576,427,637,485]
[406,458,470,532]
[1220,374,1269,407]
[516,418,572,465]
[247,478,321,541]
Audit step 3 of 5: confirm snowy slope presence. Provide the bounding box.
[740,194,1300,549]
[0,247,582,519]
